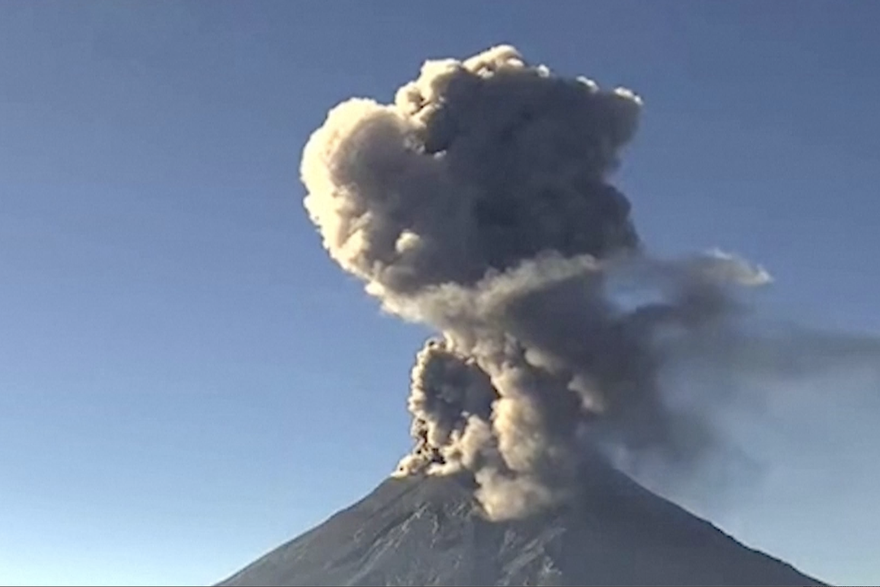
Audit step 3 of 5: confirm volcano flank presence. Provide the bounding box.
[219,461,823,586]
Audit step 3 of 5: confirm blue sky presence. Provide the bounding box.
[1,1,879,585]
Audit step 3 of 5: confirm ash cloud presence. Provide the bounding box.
[300,45,878,520]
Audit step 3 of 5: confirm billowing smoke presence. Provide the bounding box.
[299,45,874,520]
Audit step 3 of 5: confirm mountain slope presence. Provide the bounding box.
[219,465,824,586]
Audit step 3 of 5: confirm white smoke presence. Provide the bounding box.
[300,45,879,520]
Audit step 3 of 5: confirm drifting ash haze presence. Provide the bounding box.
[300,45,879,522]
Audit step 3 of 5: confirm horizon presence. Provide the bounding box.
[2,2,880,585]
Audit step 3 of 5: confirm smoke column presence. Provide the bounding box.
[300,45,877,520]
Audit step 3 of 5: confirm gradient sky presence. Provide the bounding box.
[2,2,880,585]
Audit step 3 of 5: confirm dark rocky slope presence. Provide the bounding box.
[219,463,823,586]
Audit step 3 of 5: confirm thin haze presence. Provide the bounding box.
[2,2,880,586]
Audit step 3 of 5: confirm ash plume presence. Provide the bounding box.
[300,45,875,520]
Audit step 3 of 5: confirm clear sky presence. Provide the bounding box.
[1,1,879,585]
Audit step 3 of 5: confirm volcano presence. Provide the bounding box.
[218,461,823,586]
[227,44,829,587]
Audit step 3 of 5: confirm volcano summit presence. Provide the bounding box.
[219,460,822,586]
